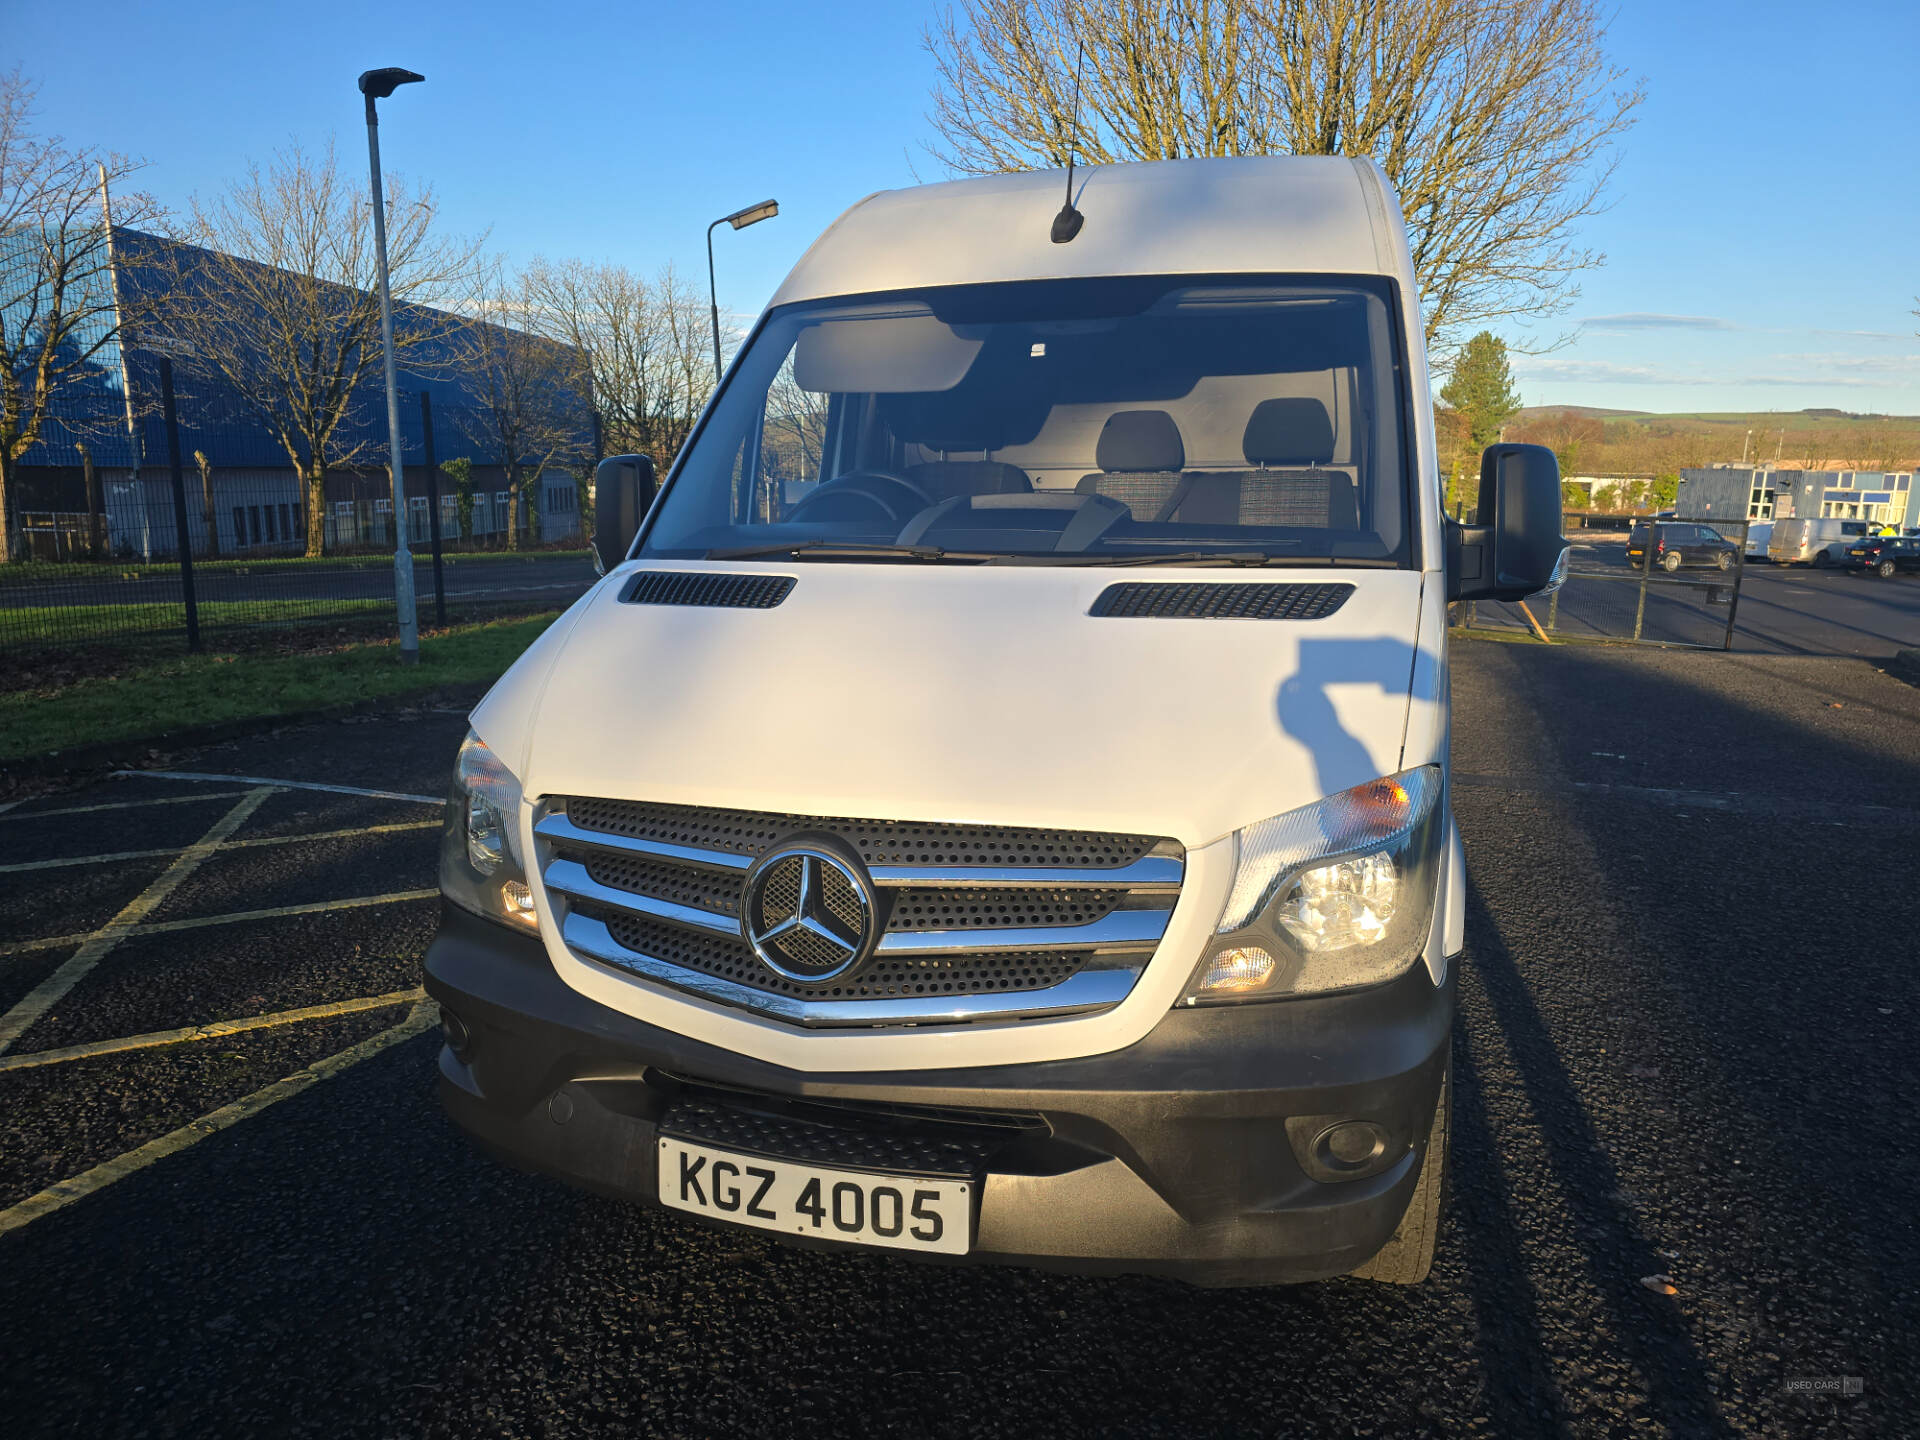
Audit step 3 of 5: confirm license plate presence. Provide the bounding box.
[657,1137,972,1255]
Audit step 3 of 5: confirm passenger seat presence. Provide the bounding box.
[1230,398,1360,529]
[1075,411,1186,519]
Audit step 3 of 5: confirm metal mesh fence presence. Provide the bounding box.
[1454,520,1752,650]
[2,387,596,651]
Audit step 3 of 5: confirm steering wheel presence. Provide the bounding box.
[784,469,929,527]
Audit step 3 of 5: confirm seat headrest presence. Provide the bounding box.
[1243,398,1335,466]
[1096,410,1184,473]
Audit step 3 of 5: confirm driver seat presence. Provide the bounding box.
[1075,410,1185,519]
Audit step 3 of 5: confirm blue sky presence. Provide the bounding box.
[14,0,1918,415]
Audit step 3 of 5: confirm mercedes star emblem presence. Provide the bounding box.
[740,844,877,983]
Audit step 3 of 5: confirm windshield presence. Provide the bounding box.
[640,276,1412,565]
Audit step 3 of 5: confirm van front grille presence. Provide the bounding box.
[539,798,1184,1028]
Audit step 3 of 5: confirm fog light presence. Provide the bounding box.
[1193,946,1276,997]
[1315,1120,1389,1173]
[441,1009,474,1061]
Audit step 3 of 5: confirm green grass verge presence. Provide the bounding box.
[1,612,557,763]
[0,547,591,588]
[0,598,394,645]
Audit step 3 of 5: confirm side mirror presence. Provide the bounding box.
[1447,443,1568,602]
[590,454,656,575]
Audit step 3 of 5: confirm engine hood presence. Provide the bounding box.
[473,562,1429,849]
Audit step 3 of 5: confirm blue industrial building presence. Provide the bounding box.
[8,226,592,560]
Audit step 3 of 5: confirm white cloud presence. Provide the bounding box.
[1577,313,1735,332]
[1513,358,1714,385]
[1514,350,1920,392]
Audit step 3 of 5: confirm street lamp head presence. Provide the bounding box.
[358,68,425,100]
[724,199,779,230]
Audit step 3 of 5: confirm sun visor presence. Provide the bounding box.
[793,314,983,394]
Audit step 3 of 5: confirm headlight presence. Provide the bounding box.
[439,730,538,933]
[1182,766,1443,1004]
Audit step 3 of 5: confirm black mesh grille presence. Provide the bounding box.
[583,853,740,916]
[595,910,1092,1001]
[1088,581,1355,621]
[660,1097,1000,1177]
[883,888,1123,932]
[618,570,796,609]
[561,796,1165,869]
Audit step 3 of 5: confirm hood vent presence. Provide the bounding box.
[1089,581,1354,621]
[618,571,796,610]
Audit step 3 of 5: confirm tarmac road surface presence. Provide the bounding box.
[0,638,1913,1437]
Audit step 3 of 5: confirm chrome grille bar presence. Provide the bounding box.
[535,813,753,872]
[867,856,1182,891]
[543,858,740,938]
[545,855,1171,954]
[564,913,1141,1028]
[873,909,1169,956]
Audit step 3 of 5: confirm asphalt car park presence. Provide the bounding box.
[2,642,1915,1438]
[1492,533,1920,657]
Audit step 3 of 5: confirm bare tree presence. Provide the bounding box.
[148,141,475,555]
[522,256,715,474]
[765,352,831,483]
[0,70,162,559]
[924,0,1641,355]
[455,258,591,550]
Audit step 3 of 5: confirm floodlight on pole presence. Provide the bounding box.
[706,199,779,385]
[358,65,425,664]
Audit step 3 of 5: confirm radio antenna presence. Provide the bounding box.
[1051,41,1087,243]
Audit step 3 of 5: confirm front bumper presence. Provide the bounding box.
[425,905,1454,1286]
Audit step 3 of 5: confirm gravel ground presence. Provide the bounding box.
[9,903,436,1053]
[0,1005,410,1208]
[0,640,1912,1438]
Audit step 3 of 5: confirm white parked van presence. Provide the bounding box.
[1769,516,1873,566]
[426,157,1566,1286]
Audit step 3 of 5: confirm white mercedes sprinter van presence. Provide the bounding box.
[426,157,1566,1286]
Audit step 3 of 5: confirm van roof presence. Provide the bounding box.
[769,156,1404,308]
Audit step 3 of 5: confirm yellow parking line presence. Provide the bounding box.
[0,889,439,959]
[0,789,276,1055]
[0,988,427,1073]
[0,1001,438,1237]
[0,820,441,875]
[0,790,260,823]
[118,769,445,805]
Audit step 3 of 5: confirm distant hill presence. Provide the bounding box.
[1516,405,1648,419]
[1517,407,1920,432]
[1492,407,1919,475]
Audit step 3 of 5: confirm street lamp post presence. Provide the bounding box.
[705,199,779,386]
[358,66,425,664]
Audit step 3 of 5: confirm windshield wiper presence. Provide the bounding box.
[1029,550,1402,569]
[703,541,996,563]
[991,550,1293,568]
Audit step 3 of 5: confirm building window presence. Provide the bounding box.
[279,502,294,539]
[248,505,262,544]
[334,500,353,516]
[232,506,245,543]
